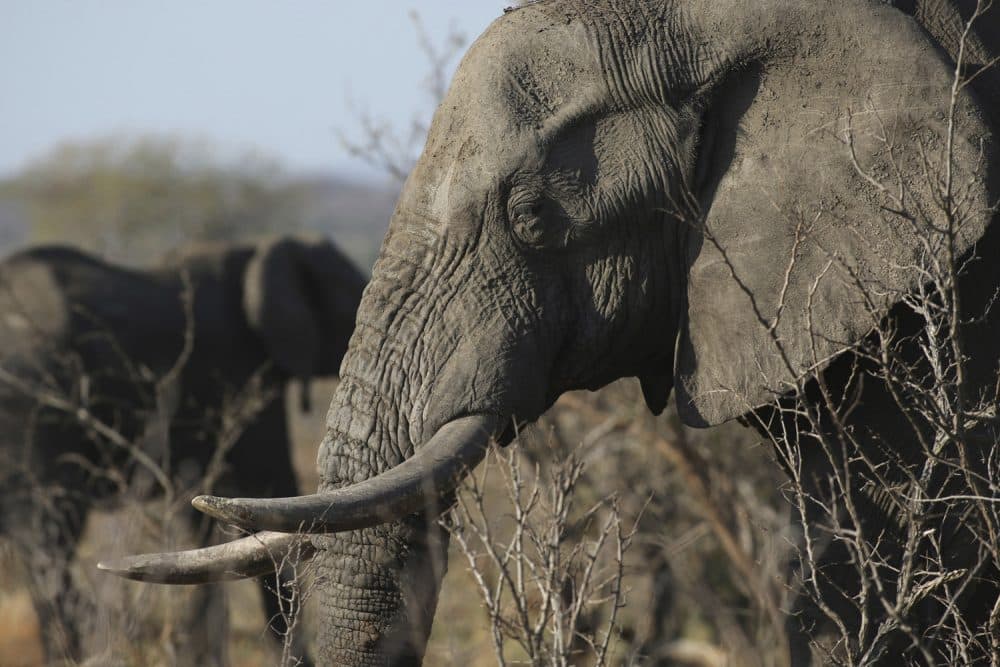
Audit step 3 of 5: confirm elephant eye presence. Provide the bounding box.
[509,200,546,246]
[510,201,537,219]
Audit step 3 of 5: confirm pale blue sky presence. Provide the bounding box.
[0,1,504,180]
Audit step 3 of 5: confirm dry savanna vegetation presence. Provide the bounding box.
[0,376,786,666]
[2,2,999,666]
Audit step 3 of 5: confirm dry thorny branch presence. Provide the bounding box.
[338,11,468,183]
[237,524,318,667]
[438,388,791,667]
[442,430,635,667]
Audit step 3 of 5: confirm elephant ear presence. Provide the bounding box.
[673,1,996,427]
[243,237,324,400]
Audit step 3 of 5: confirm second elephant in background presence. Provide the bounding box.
[0,235,366,665]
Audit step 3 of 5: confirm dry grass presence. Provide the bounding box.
[1,377,789,666]
[0,590,44,667]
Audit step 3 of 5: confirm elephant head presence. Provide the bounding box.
[104,1,996,663]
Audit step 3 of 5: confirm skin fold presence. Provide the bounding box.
[0,236,364,664]
[107,1,1000,664]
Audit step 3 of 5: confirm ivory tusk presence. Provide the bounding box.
[192,414,500,533]
[97,531,315,584]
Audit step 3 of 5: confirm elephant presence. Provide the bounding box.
[104,0,1000,664]
[0,235,365,664]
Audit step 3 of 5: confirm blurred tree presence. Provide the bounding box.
[0,199,27,255]
[339,11,468,184]
[1,135,306,263]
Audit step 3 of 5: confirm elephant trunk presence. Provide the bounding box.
[307,360,446,661]
[307,245,495,664]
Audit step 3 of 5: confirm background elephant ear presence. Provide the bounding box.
[243,236,366,396]
[674,2,997,427]
[243,238,322,388]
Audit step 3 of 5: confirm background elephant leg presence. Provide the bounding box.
[167,508,230,667]
[241,448,313,665]
[175,581,229,667]
[226,402,313,665]
[20,499,91,663]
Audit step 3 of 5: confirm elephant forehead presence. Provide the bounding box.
[425,9,598,159]
[453,6,596,123]
[400,9,604,229]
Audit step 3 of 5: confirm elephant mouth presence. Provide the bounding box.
[98,412,502,584]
